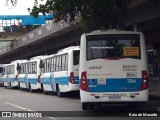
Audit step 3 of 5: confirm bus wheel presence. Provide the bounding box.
[10,83,13,90]
[41,84,43,91]
[18,82,20,88]
[29,84,33,93]
[82,103,94,110]
[20,87,23,90]
[82,103,88,110]
[56,85,63,97]
[43,90,48,95]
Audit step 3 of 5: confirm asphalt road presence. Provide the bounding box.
[0,87,160,120]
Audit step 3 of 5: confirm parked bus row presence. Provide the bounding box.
[2,46,80,97]
[0,30,149,110]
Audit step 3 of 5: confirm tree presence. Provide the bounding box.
[7,0,130,32]
[6,0,17,6]
[30,0,130,32]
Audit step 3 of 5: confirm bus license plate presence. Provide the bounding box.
[109,96,121,101]
[98,79,106,85]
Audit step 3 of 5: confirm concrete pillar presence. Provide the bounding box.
[133,24,137,32]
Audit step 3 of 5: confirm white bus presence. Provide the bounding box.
[26,56,49,92]
[3,60,28,89]
[40,46,80,97]
[18,60,28,90]
[79,30,148,110]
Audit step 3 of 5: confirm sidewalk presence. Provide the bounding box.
[149,91,160,100]
[149,78,160,100]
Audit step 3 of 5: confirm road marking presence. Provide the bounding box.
[5,102,58,120]
[47,117,57,120]
[6,102,33,111]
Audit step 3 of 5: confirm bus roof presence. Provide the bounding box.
[43,54,56,59]
[11,59,28,64]
[3,63,14,66]
[0,64,4,67]
[29,55,49,60]
[57,46,80,54]
[86,30,142,36]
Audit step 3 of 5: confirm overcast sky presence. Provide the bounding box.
[0,0,46,15]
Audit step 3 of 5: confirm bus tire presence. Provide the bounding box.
[18,82,20,88]
[82,103,88,110]
[29,84,33,93]
[82,103,94,110]
[43,90,48,95]
[20,87,23,90]
[41,84,43,91]
[10,83,13,90]
[56,84,63,97]
[88,103,94,110]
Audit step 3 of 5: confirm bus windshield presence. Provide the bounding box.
[87,34,141,60]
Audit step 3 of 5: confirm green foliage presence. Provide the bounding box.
[19,0,129,32]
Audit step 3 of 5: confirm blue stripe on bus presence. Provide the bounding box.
[28,78,37,84]
[40,75,80,92]
[40,76,79,85]
[40,77,54,91]
[3,78,15,82]
[18,78,26,83]
[40,77,52,84]
[2,78,7,82]
[50,72,54,91]
[54,77,70,85]
[9,78,15,82]
[18,78,29,88]
[87,78,142,92]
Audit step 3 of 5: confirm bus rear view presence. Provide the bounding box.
[79,30,148,110]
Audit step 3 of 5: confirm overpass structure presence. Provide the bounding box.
[0,21,82,63]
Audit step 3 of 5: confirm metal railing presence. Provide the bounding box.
[0,21,72,55]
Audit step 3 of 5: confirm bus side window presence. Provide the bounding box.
[2,68,5,75]
[53,57,56,72]
[51,58,54,72]
[43,60,47,73]
[56,56,59,71]
[61,54,65,71]
[17,63,21,73]
[65,54,68,70]
[59,56,62,71]
[39,60,44,68]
